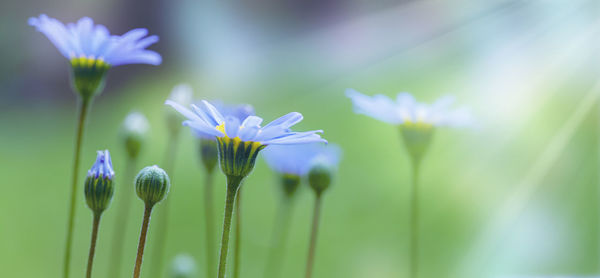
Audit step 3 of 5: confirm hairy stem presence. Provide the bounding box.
[217,176,242,278]
[86,213,102,278]
[305,194,323,278]
[233,187,243,278]
[409,158,421,278]
[133,205,153,278]
[63,98,90,278]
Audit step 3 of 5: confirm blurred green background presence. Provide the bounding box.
[1,0,600,277]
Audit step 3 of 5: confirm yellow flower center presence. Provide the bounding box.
[216,122,226,135]
[70,55,110,69]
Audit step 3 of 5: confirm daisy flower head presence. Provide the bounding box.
[346,89,471,160]
[165,100,326,179]
[194,101,255,173]
[29,14,161,98]
[345,89,471,128]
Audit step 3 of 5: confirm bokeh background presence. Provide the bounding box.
[1,0,600,277]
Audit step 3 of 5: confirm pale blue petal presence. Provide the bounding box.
[346,89,401,124]
[184,120,223,137]
[165,100,203,122]
[224,116,240,138]
[201,100,225,124]
[29,14,72,58]
[263,112,303,129]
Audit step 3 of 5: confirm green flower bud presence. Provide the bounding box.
[84,150,115,214]
[308,161,334,196]
[165,84,193,135]
[216,136,265,179]
[135,165,170,207]
[400,123,434,162]
[170,254,197,278]
[199,138,218,173]
[280,174,301,198]
[121,112,150,159]
[70,56,110,100]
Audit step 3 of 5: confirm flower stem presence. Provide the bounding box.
[107,157,137,278]
[204,170,216,278]
[217,176,242,278]
[86,213,102,278]
[233,187,243,278]
[133,205,153,278]
[63,98,91,278]
[305,194,323,278]
[409,158,422,278]
[149,132,179,278]
[264,198,293,278]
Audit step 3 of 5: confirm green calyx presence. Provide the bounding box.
[280,174,301,198]
[70,56,110,100]
[216,136,265,178]
[135,165,171,207]
[84,175,114,214]
[199,138,218,173]
[308,164,333,196]
[400,123,435,162]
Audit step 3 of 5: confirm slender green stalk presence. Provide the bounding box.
[204,171,216,278]
[86,213,102,278]
[107,158,137,278]
[63,98,91,278]
[133,205,153,278]
[233,187,243,278]
[304,194,323,278]
[149,132,179,278]
[409,158,421,278]
[264,198,293,278]
[217,176,242,278]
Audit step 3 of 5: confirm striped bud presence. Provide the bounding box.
[84,150,115,214]
[135,165,170,207]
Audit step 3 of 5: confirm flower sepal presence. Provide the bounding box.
[280,174,301,198]
[70,56,110,100]
[400,123,435,162]
[217,136,265,179]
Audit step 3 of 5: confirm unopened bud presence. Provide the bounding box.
[135,165,170,207]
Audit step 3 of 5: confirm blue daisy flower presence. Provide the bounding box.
[346,89,470,127]
[29,14,161,67]
[166,99,326,178]
[166,100,325,146]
